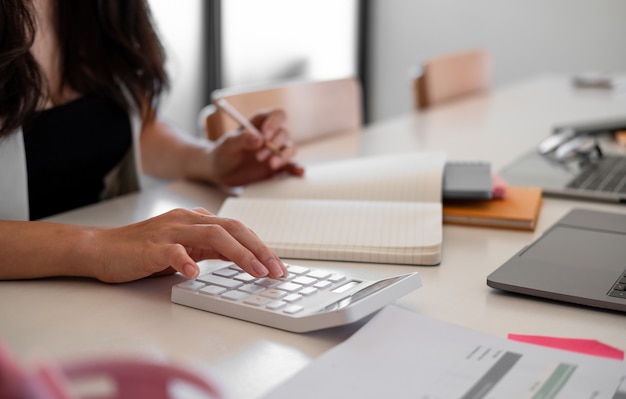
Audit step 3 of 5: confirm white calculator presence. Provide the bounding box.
[171,263,421,333]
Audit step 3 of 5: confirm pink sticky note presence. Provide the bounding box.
[508,334,624,360]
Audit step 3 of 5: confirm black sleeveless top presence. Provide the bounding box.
[23,94,132,220]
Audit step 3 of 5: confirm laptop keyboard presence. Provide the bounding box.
[566,156,626,193]
[608,270,626,299]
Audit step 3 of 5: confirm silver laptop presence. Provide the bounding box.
[499,118,626,203]
[487,208,626,312]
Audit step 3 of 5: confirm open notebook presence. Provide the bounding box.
[218,152,446,265]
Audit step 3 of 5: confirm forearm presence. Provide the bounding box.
[0,221,101,280]
[0,209,288,283]
[140,118,218,183]
[140,111,303,188]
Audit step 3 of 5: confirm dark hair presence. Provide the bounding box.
[0,0,169,138]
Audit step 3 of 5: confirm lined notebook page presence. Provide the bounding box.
[241,152,446,203]
[218,198,442,266]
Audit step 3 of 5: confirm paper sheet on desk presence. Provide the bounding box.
[264,306,626,399]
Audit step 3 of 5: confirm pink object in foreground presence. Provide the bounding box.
[0,338,223,399]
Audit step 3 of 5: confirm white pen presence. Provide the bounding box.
[216,98,282,156]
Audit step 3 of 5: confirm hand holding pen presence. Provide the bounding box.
[215,99,305,178]
[216,99,283,157]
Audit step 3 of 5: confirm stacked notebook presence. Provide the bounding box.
[443,185,543,231]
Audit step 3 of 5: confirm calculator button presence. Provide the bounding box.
[178,280,205,291]
[199,285,227,296]
[256,278,281,288]
[221,291,249,301]
[328,274,346,283]
[239,284,266,294]
[278,273,296,282]
[213,268,239,278]
[287,265,310,275]
[300,287,318,296]
[283,304,304,314]
[228,264,244,272]
[261,289,287,299]
[314,280,332,289]
[292,276,317,286]
[308,270,331,279]
[276,282,303,293]
[197,274,243,289]
[234,273,258,283]
[244,295,272,306]
[266,300,287,311]
[283,293,303,303]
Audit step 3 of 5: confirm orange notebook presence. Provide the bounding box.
[443,186,543,231]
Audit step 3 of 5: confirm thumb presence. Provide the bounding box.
[163,243,199,279]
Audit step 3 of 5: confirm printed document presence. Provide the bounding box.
[264,306,626,399]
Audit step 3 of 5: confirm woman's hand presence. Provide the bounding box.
[141,108,304,187]
[93,208,287,283]
[204,108,305,187]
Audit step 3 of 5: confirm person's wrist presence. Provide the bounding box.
[183,142,219,185]
[85,226,135,283]
[61,225,105,281]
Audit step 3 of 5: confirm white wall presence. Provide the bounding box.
[147,1,626,129]
[149,0,358,135]
[368,0,626,122]
[221,0,357,88]
[149,0,205,136]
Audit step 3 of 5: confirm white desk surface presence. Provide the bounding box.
[2,74,626,398]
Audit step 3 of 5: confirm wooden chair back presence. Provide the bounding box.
[412,49,492,110]
[201,77,362,143]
